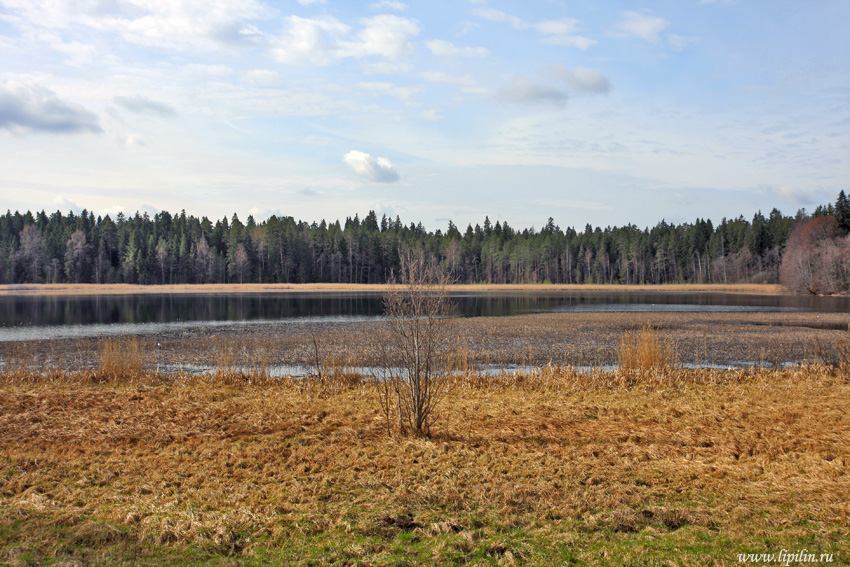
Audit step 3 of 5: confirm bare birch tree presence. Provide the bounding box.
[18,224,46,283]
[377,250,455,437]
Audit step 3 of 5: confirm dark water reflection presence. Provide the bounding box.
[0,293,384,327]
[0,291,847,339]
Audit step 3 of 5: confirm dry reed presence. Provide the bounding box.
[0,282,787,296]
[616,324,679,385]
[1,362,847,565]
[92,336,145,383]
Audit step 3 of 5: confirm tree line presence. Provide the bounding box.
[1,192,848,291]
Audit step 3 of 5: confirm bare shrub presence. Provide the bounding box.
[376,251,456,437]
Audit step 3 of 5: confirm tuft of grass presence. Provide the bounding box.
[617,324,678,381]
[92,336,145,383]
[832,323,850,376]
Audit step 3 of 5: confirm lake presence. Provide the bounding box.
[0,290,847,342]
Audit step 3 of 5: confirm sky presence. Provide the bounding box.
[1,0,848,231]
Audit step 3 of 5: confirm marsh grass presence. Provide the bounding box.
[93,336,145,383]
[210,335,275,385]
[617,325,679,383]
[1,362,848,566]
[813,323,850,376]
[2,307,849,564]
[838,325,850,374]
[4,310,849,385]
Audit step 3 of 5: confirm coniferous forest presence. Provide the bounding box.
[2,192,849,292]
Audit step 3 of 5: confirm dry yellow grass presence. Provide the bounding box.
[2,320,849,564]
[617,325,678,379]
[93,337,145,383]
[0,282,787,296]
[1,362,848,565]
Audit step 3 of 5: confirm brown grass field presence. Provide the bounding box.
[2,319,850,566]
[0,282,787,296]
[1,288,849,566]
[1,367,848,566]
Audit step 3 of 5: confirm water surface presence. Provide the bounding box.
[0,291,846,342]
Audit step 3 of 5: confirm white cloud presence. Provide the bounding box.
[361,61,414,75]
[343,15,420,59]
[182,63,234,77]
[540,35,596,50]
[117,133,147,147]
[358,82,420,100]
[474,9,594,50]
[1,0,274,51]
[547,65,612,94]
[422,71,484,95]
[23,30,99,66]
[271,15,351,65]
[461,86,489,96]
[247,206,283,220]
[536,18,595,50]
[114,95,176,117]
[242,69,282,86]
[473,8,529,30]
[667,34,698,51]
[773,185,819,206]
[425,39,490,58]
[535,18,579,36]
[498,77,567,106]
[97,205,129,218]
[52,195,85,214]
[421,71,477,87]
[138,203,161,217]
[298,0,326,4]
[419,109,444,122]
[343,150,400,183]
[610,11,670,43]
[0,82,102,135]
[271,14,419,65]
[369,1,407,11]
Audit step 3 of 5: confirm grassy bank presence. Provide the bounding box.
[1,363,848,566]
[0,282,787,296]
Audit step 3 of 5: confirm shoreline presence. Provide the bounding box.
[0,282,788,296]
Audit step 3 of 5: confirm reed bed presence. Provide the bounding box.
[3,310,849,384]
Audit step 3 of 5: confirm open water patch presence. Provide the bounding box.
[150,360,805,379]
[0,316,382,342]
[549,303,798,313]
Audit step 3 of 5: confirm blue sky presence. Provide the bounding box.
[1,0,848,230]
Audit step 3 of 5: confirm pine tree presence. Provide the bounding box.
[835,190,850,234]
